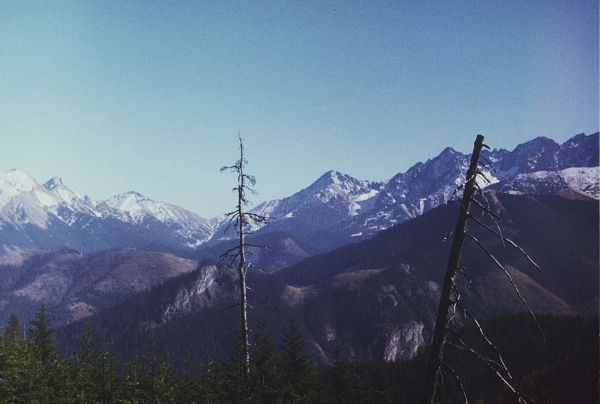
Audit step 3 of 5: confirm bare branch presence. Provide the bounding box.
[476,170,492,184]
[469,197,502,221]
[464,232,545,342]
[440,360,469,404]
[478,154,496,173]
[447,313,535,404]
[457,266,485,316]
[468,214,542,273]
[442,230,455,242]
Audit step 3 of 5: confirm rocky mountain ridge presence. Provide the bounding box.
[0,132,597,254]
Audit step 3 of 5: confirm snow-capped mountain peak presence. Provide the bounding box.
[43,176,63,190]
[249,170,384,221]
[102,191,200,225]
[0,173,214,253]
[0,169,38,194]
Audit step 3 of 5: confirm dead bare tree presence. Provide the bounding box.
[422,135,543,404]
[220,134,269,373]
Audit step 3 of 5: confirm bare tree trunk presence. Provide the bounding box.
[237,189,250,372]
[221,135,269,376]
[422,134,485,404]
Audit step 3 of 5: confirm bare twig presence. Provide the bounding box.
[440,360,469,404]
[464,232,545,343]
[457,266,485,316]
[478,154,496,173]
[467,215,542,273]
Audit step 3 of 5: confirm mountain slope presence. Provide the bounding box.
[0,247,200,325]
[52,191,598,366]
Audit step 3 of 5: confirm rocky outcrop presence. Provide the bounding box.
[383,321,425,361]
[161,265,223,323]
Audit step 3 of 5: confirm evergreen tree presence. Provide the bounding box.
[279,319,321,403]
[371,355,394,404]
[223,329,253,403]
[120,342,149,404]
[150,349,179,403]
[177,353,202,403]
[0,325,33,403]
[6,312,21,340]
[200,354,226,404]
[25,302,61,402]
[324,341,351,404]
[28,302,56,363]
[96,340,121,403]
[74,321,102,402]
[250,316,282,403]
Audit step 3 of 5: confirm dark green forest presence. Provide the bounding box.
[0,303,597,403]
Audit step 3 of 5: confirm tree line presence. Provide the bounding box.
[0,304,412,403]
[0,303,596,403]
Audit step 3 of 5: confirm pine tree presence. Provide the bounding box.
[200,354,226,404]
[25,302,60,402]
[74,321,102,402]
[28,302,56,363]
[223,328,253,403]
[6,312,21,340]
[153,349,179,404]
[177,353,202,403]
[371,355,394,404]
[97,339,121,403]
[280,319,321,403]
[120,342,148,404]
[250,316,282,403]
[324,340,350,404]
[0,324,32,402]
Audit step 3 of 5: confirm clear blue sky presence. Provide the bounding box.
[1,1,597,218]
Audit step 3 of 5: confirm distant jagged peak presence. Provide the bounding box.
[43,175,63,190]
[117,190,150,201]
[515,135,559,150]
[560,132,598,149]
[314,170,347,186]
[104,191,155,212]
[426,146,466,166]
[311,170,383,193]
[438,146,459,156]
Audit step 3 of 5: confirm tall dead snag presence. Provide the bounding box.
[423,135,485,404]
[423,135,542,404]
[220,135,269,373]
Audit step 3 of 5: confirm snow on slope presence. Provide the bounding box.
[493,167,599,199]
[0,169,214,250]
[251,170,384,219]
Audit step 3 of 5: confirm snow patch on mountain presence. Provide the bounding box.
[493,167,599,199]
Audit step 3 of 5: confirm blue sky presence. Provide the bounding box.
[1,1,597,218]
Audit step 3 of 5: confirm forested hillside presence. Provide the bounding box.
[1,307,596,403]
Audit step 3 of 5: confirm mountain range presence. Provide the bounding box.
[0,132,597,365]
[0,132,597,256]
